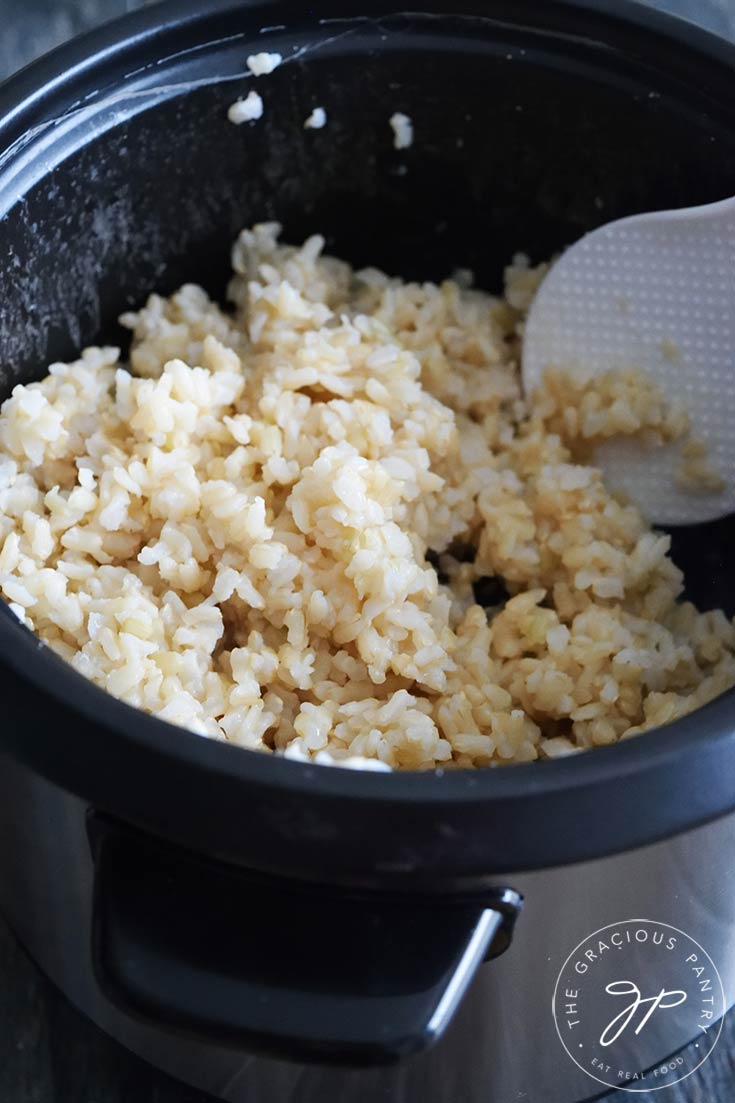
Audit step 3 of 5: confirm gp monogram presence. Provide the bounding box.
[552,920,726,1093]
[598,980,688,1047]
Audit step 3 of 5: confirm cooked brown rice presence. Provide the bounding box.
[0,224,733,770]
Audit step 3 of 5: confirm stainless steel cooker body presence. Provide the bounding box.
[1,753,732,1103]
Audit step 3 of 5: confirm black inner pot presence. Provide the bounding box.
[0,0,734,888]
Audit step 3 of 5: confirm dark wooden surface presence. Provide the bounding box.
[0,1,734,1100]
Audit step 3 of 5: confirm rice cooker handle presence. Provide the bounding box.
[88,813,522,1065]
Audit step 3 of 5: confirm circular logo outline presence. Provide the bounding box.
[552,918,726,1093]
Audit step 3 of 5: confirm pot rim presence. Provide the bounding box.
[0,0,734,879]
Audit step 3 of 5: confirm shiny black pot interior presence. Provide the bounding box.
[0,0,734,890]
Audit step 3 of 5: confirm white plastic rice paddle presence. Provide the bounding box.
[522,196,735,526]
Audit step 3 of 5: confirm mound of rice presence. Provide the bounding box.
[0,223,733,770]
